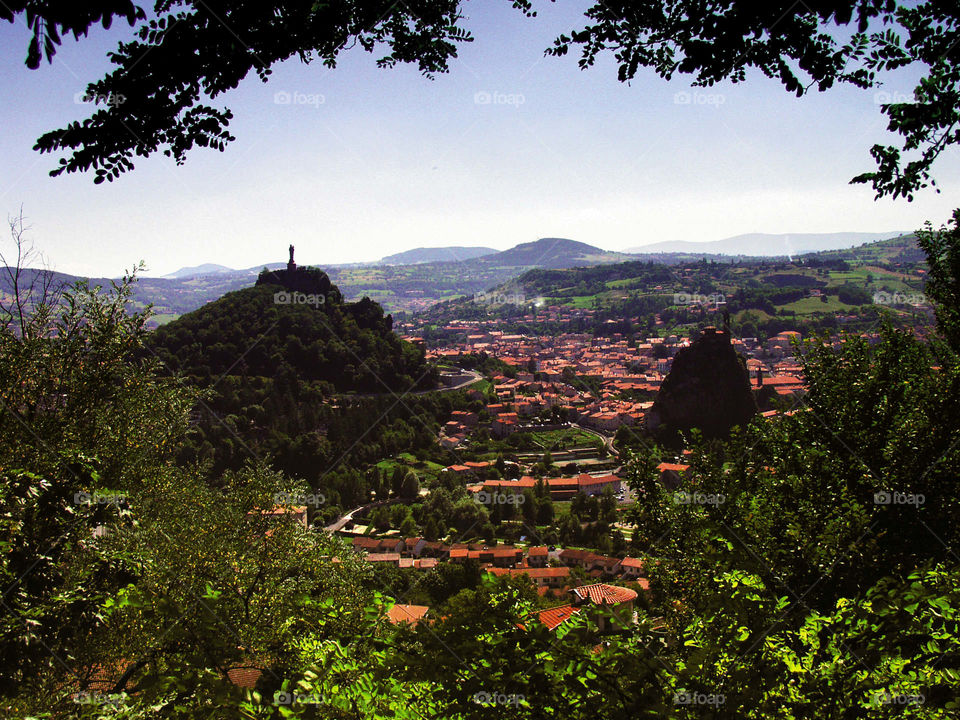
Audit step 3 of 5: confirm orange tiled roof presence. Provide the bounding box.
[538,604,580,630]
[386,604,429,626]
[571,583,638,605]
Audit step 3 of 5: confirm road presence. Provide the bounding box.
[572,423,620,460]
[333,369,483,401]
[324,500,386,533]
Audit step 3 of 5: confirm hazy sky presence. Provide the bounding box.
[1,2,958,277]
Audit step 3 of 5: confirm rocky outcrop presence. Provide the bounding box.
[646,328,757,445]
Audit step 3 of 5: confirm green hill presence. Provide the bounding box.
[149,266,434,394]
[479,237,632,269]
[416,233,932,341]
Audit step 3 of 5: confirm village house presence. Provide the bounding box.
[487,566,571,588]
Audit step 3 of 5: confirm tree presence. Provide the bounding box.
[917,209,960,351]
[0,267,380,717]
[400,469,420,499]
[548,1,960,200]
[399,514,419,537]
[0,211,63,337]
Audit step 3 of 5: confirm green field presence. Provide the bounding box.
[526,428,598,449]
[780,296,861,314]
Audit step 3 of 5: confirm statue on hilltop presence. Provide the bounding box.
[287,244,296,272]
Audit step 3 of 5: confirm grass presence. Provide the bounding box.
[527,428,597,448]
[780,296,861,314]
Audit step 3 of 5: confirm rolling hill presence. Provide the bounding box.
[162,263,236,279]
[380,246,497,264]
[478,238,632,269]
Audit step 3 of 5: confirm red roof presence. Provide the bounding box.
[571,583,638,605]
[657,462,690,472]
[538,604,580,631]
[487,567,570,579]
[386,604,429,626]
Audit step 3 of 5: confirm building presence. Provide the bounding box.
[386,604,430,627]
[537,583,638,632]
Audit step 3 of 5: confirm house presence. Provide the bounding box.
[250,505,308,530]
[443,464,475,477]
[487,566,571,588]
[450,411,479,428]
[536,583,638,632]
[537,604,581,631]
[657,462,690,490]
[576,473,621,496]
[569,583,638,632]
[619,558,645,579]
[526,546,549,568]
[489,546,524,567]
[492,413,519,437]
[558,549,621,576]
[352,536,381,553]
[386,604,430,627]
[401,537,426,557]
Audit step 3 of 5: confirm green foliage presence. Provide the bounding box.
[917,209,960,352]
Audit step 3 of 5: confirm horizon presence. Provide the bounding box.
[5,228,915,279]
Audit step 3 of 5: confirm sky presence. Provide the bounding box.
[0,2,958,278]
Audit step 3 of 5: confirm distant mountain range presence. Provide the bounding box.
[162,263,236,279]
[380,246,497,265]
[625,231,910,257]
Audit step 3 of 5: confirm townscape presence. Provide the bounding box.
[2,2,959,718]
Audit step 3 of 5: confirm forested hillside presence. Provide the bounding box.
[143,267,451,514]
